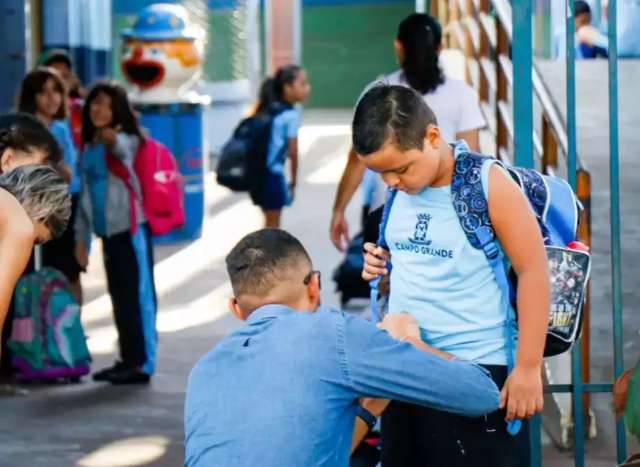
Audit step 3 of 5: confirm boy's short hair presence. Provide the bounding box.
[0,165,71,239]
[352,85,438,156]
[0,113,62,165]
[575,1,591,17]
[226,229,311,299]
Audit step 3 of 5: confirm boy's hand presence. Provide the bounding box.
[362,242,390,281]
[377,313,420,341]
[500,364,544,420]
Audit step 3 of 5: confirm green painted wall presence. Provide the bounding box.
[303,4,413,108]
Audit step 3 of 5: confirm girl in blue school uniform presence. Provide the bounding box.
[250,65,311,228]
[75,82,157,385]
[17,67,83,304]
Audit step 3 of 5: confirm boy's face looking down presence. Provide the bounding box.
[357,124,445,194]
[352,85,450,194]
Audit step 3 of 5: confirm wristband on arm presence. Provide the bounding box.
[355,405,377,431]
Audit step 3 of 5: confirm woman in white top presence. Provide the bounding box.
[330,13,485,250]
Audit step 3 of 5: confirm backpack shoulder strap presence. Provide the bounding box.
[451,150,500,256]
[451,148,521,436]
[370,188,397,323]
[506,166,551,243]
[376,188,398,250]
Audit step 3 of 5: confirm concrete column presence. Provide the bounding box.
[265,0,301,74]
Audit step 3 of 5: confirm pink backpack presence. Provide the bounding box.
[134,138,185,236]
[107,138,185,236]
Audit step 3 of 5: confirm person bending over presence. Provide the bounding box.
[184,228,500,467]
[0,165,71,354]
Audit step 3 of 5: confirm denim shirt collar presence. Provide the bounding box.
[246,304,297,324]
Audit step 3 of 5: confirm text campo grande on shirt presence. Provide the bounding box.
[394,212,455,259]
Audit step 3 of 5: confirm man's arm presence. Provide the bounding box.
[330,148,366,251]
[341,313,500,418]
[488,165,548,420]
[350,314,456,452]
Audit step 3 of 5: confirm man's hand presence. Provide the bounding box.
[377,313,420,341]
[499,364,544,421]
[330,211,350,251]
[362,242,390,281]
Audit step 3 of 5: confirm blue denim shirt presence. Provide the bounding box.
[184,305,500,467]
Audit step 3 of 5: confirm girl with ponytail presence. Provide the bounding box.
[330,13,486,251]
[250,65,310,228]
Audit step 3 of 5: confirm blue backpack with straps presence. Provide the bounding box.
[372,142,591,435]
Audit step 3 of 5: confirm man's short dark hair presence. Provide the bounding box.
[352,85,438,156]
[226,229,311,299]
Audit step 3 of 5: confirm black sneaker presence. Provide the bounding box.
[92,361,126,382]
[106,368,151,385]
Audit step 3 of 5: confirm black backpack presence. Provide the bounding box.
[333,233,372,306]
[216,103,291,192]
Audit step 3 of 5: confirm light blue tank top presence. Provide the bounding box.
[387,160,509,364]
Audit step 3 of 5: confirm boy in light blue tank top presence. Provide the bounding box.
[353,85,550,467]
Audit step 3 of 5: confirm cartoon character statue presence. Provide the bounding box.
[121,3,205,103]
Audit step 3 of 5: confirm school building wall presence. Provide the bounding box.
[112,0,413,108]
[302,0,413,107]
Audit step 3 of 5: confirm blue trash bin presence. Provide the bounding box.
[136,102,207,243]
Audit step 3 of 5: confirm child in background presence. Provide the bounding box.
[76,82,157,385]
[17,67,83,304]
[251,65,310,228]
[0,165,71,356]
[36,49,84,148]
[357,86,549,467]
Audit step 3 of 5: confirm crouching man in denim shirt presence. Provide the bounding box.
[184,229,500,467]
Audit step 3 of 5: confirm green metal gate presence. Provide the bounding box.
[434,0,627,464]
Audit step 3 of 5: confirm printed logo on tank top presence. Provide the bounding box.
[395,213,455,259]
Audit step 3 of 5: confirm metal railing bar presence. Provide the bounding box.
[498,54,513,88]
[533,130,543,160]
[480,101,497,135]
[479,57,497,93]
[449,20,467,53]
[498,147,512,165]
[545,383,613,393]
[464,17,481,56]
[497,100,514,142]
[488,0,588,173]
[478,11,496,51]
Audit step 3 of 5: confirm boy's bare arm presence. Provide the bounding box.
[488,165,549,421]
